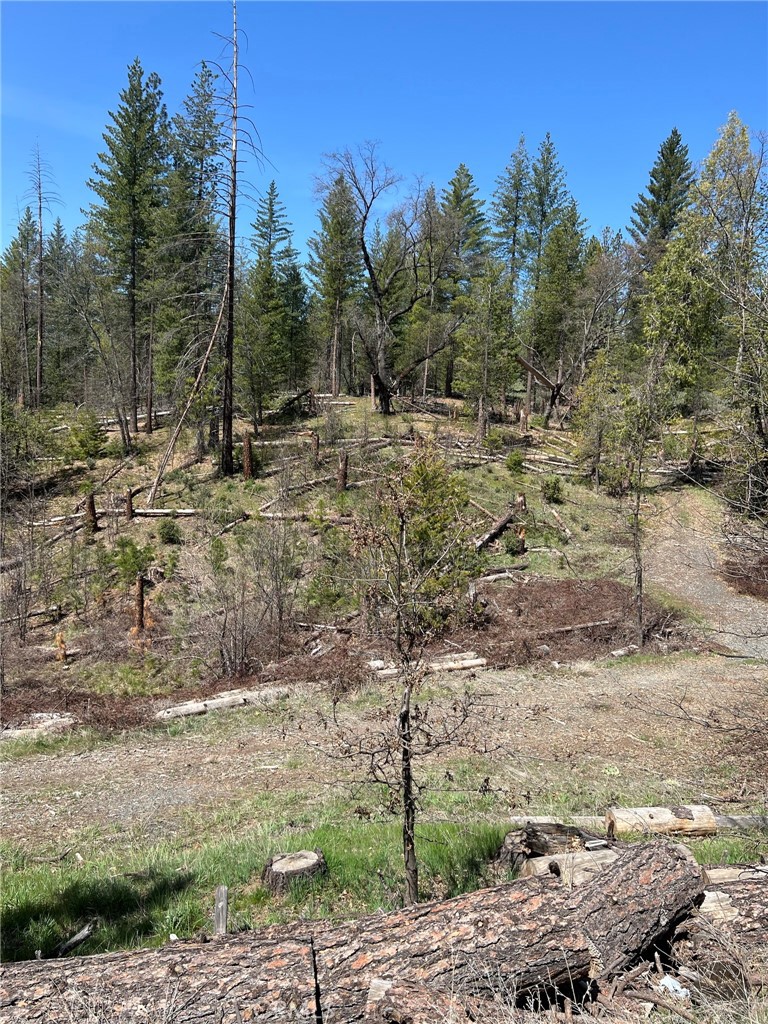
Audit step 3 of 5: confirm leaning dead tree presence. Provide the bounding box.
[0,842,703,1022]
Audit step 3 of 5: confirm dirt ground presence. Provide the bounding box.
[2,487,766,855]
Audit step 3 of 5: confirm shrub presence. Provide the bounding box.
[158,518,183,545]
[506,450,525,475]
[112,538,154,585]
[541,476,564,504]
[65,409,107,463]
[504,531,526,556]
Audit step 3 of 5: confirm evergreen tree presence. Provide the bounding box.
[43,219,84,405]
[530,199,587,423]
[455,258,515,437]
[492,134,530,300]
[152,64,225,419]
[525,133,569,292]
[307,174,363,395]
[87,57,169,432]
[629,127,694,270]
[237,182,309,425]
[252,181,294,267]
[0,208,38,404]
[441,163,488,290]
[688,113,768,513]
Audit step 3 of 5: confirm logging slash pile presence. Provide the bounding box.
[1,828,766,1023]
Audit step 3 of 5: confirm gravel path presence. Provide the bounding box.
[646,490,768,661]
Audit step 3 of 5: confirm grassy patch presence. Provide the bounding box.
[0,820,507,962]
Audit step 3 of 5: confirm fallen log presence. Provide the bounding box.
[607,805,718,838]
[474,508,519,551]
[674,876,768,987]
[0,841,703,1022]
[521,848,619,886]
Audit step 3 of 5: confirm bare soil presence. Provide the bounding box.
[2,483,766,856]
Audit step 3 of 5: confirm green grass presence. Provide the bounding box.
[0,819,508,962]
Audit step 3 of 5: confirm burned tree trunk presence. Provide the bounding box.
[0,842,703,1023]
[84,493,98,535]
[134,575,145,632]
[242,434,253,481]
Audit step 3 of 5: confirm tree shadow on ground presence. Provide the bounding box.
[1,867,194,962]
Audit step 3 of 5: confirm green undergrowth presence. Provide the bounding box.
[0,821,507,963]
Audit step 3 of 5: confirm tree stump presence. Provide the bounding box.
[125,488,134,521]
[84,492,98,534]
[262,849,327,893]
[242,434,253,480]
[336,451,349,492]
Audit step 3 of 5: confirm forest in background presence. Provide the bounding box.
[0,39,765,523]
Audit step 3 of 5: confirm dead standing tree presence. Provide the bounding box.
[324,144,462,414]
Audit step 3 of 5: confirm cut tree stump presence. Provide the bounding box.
[0,841,703,1023]
[607,805,718,838]
[261,849,327,893]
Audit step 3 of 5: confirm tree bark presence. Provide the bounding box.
[84,493,98,535]
[242,434,253,480]
[262,850,327,894]
[0,842,703,1022]
[607,805,718,838]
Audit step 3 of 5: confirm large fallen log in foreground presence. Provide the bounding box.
[0,842,702,1023]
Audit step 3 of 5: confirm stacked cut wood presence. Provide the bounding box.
[0,841,704,1023]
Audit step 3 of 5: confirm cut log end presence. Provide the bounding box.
[262,849,327,893]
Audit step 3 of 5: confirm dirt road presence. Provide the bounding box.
[645,490,768,661]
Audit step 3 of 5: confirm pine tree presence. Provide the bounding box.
[307,174,362,395]
[441,163,488,290]
[525,133,569,292]
[152,64,225,418]
[87,57,169,432]
[455,258,515,437]
[43,219,84,405]
[0,209,38,404]
[237,182,308,425]
[688,113,767,514]
[629,127,694,270]
[492,135,530,300]
[530,200,586,424]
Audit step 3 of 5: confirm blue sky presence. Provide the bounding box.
[2,1,766,260]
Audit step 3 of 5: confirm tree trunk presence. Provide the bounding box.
[262,850,327,894]
[399,680,418,906]
[0,842,703,1023]
[219,0,238,478]
[125,489,134,522]
[84,493,98,535]
[134,574,145,632]
[607,805,718,838]
[474,508,518,551]
[242,434,253,480]
[336,450,348,492]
